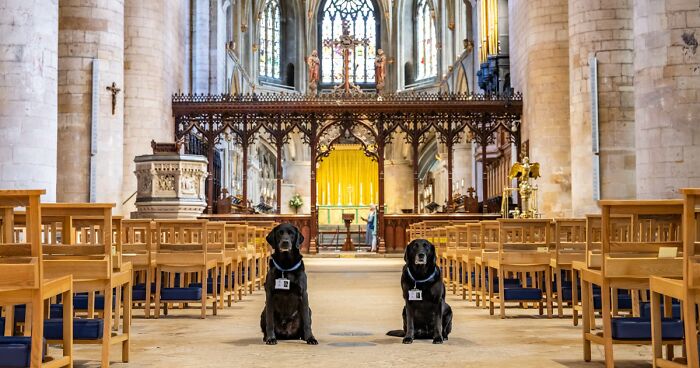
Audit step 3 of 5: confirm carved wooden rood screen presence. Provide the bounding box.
[171,92,522,253]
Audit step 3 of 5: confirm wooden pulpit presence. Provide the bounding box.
[342,213,355,251]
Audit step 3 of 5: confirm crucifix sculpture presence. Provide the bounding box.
[322,21,369,96]
[106,82,121,115]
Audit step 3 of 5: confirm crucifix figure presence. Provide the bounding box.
[322,21,370,96]
[106,82,121,115]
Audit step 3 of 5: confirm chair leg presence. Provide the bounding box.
[201,269,207,319]
[145,268,152,319]
[572,269,579,326]
[101,285,113,368]
[582,277,592,362]
[555,268,563,318]
[601,282,615,368]
[123,279,132,363]
[155,268,162,319]
[498,268,505,319]
[545,268,553,318]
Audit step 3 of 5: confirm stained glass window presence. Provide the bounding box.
[416,0,437,80]
[319,0,379,85]
[259,0,281,80]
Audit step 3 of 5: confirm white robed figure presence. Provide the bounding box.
[361,204,378,252]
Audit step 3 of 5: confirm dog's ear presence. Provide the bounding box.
[404,240,415,263]
[266,225,280,248]
[428,240,437,264]
[294,226,305,249]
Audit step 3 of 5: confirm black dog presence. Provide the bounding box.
[260,223,318,345]
[387,239,453,344]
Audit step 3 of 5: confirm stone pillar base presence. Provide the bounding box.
[132,201,207,219]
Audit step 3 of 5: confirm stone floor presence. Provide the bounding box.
[67,258,656,367]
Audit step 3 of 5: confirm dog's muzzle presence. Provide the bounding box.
[415,253,427,265]
[279,240,292,252]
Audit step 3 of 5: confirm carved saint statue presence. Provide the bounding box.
[307,49,320,95]
[375,48,386,92]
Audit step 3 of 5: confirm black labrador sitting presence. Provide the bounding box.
[387,239,453,344]
[260,223,318,345]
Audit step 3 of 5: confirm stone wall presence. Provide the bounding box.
[569,0,636,216]
[509,0,572,217]
[634,0,700,198]
[0,0,58,201]
[56,0,124,208]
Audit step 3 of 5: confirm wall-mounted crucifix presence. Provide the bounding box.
[106,82,121,115]
[322,21,369,96]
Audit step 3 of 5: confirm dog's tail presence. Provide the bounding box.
[386,330,405,337]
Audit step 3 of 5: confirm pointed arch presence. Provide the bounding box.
[317,0,381,87]
[259,0,282,80]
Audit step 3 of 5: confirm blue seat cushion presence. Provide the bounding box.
[503,288,543,301]
[160,287,202,301]
[561,286,581,302]
[0,317,4,333]
[640,302,681,319]
[0,336,45,368]
[12,304,63,323]
[132,287,147,301]
[73,294,115,310]
[611,317,684,340]
[44,318,103,340]
[594,293,633,310]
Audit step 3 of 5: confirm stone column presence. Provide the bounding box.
[569,0,636,215]
[57,0,124,209]
[123,0,166,214]
[0,1,58,201]
[509,0,572,217]
[634,0,700,198]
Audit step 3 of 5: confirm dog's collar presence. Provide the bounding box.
[271,258,302,277]
[406,266,438,288]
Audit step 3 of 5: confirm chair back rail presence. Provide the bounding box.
[683,189,700,288]
[553,218,586,265]
[497,219,552,265]
[600,200,684,280]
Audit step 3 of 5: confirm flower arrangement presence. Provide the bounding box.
[289,193,303,213]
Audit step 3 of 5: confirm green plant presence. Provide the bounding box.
[288,193,303,210]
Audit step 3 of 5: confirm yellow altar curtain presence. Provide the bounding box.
[317,144,378,206]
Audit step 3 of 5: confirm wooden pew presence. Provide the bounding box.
[153,220,218,319]
[0,190,73,368]
[550,218,586,318]
[487,219,554,318]
[38,203,132,367]
[460,222,482,302]
[581,200,684,368]
[649,189,700,368]
[121,220,155,318]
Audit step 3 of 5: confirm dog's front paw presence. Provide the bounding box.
[306,337,318,345]
[402,337,413,344]
[264,337,277,345]
[432,337,444,344]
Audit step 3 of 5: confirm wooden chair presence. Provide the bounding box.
[206,222,233,309]
[487,219,554,318]
[581,200,684,368]
[649,189,700,368]
[153,220,218,319]
[37,203,132,368]
[460,222,482,302]
[475,221,499,309]
[444,226,458,293]
[122,220,155,318]
[0,190,73,368]
[550,218,586,319]
[223,224,245,301]
[572,214,634,327]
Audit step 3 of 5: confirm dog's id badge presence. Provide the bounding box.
[408,289,422,301]
[275,278,290,290]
